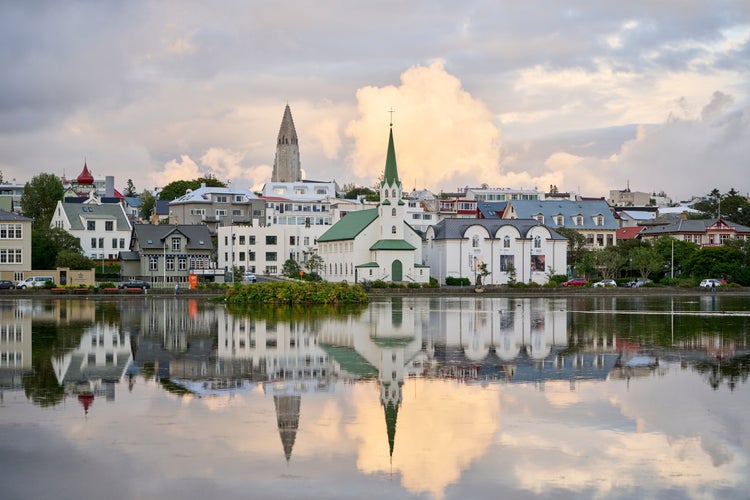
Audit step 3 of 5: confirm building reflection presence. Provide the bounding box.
[0,299,33,390]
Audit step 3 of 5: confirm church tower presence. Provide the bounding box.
[271,104,302,182]
[378,126,406,240]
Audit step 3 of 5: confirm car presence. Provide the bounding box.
[0,279,14,289]
[118,280,151,290]
[699,279,722,288]
[562,278,588,287]
[627,278,652,288]
[242,272,257,283]
[593,279,617,288]
[16,276,54,289]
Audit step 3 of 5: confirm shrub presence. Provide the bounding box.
[371,280,388,288]
[549,274,568,286]
[407,282,421,288]
[445,276,471,286]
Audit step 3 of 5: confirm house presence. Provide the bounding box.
[168,184,265,233]
[639,217,750,247]
[503,199,619,249]
[120,224,216,284]
[50,197,132,260]
[424,218,568,285]
[0,181,25,213]
[316,126,430,284]
[0,210,32,282]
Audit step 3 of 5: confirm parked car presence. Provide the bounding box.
[593,279,617,288]
[118,280,151,290]
[562,278,588,287]
[243,272,257,283]
[0,279,14,289]
[627,278,652,288]
[699,279,722,288]
[16,276,54,289]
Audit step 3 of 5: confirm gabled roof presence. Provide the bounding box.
[428,218,567,241]
[616,226,647,240]
[0,209,32,222]
[170,185,259,205]
[370,239,416,251]
[477,201,508,219]
[640,218,750,237]
[132,224,214,250]
[508,199,618,230]
[58,202,131,231]
[317,208,378,242]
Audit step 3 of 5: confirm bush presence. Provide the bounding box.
[427,277,439,288]
[549,274,568,286]
[371,280,388,288]
[407,282,422,289]
[445,276,471,286]
[224,281,369,305]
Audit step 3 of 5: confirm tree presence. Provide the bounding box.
[652,236,699,278]
[344,185,377,201]
[593,247,626,280]
[20,173,64,227]
[629,246,664,282]
[55,249,95,270]
[158,176,226,201]
[555,228,589,271]
[304,252,324,276]
[282,258,301,278]
[475,262,490,287]
[124,179,137,197]
[684,246,744,281]
[32,227,83,270]
[139,190,155,221]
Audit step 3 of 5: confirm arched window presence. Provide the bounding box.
[384,190,389,198]
[503,235,511,248]
[392,225,397,234]
[472,235,480,248]
[534,235,542,248]
[392,189,396,198]
[392,208,396,216]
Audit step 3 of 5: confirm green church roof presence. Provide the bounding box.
[370,239,416,251]
[319,345,378,379]
[317,208,378,242]
[380,128,401,189]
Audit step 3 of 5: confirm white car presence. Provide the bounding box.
[243,272,257,283]
[592,279,617,288]
[699,279,722,288]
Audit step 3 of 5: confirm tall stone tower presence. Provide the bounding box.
[271,104,302,182]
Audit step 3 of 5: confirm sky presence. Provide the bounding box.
[1,1,749,202]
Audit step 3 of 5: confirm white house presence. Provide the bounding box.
[0,210,32,282]
[424,218,568,285]
[316,127,430,284]
[50,196,132,260]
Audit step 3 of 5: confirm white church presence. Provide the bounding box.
[317,127,430,284]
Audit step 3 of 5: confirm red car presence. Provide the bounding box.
[562,278,588,287]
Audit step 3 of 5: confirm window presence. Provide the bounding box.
[172,237,181,252]
[392,225,397,234]
[266,235,277,245]
[472,235,480,248]
[215,195,228,203]
[503,235,511,248]
[303,237,309,246]
[0,224,22,239]
[239,251,245,261]
[555,215,564,226]
[290,236,296,245]
[87,221,95,231]
[232,209,243,217]
[234,195,243,203]
[500,255,514,272]
[112,238,117,249]
[103,221,113,231]
[266,252,277,262]
[166,256,175,271]
[178,257,187,270]
[0,249,22,263]
[392,208,396,216]
[216,209,227,217]
[190,208,206,216]
[248,251,255,261]
[534,235,542,248]
[119,238,125,249]
[535,214,544,224]
[99,238,104,249]
[149,255,158,271]
[91,238,97,248]
[575,215,584,226]
[594,215,604,226]
[248,236,256,245]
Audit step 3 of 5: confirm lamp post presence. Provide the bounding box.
[231,230,236,284]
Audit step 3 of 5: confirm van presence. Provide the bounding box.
[16,276,54,289]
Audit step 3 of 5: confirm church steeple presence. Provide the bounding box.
[381,127,401,190]
[272,104,302,182]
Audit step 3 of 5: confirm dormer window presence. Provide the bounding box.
[594,215,604,226]
[574,215,583,226]
[555,215,564,226]
[534,214,544,224]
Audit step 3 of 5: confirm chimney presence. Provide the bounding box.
[681,211,688,220]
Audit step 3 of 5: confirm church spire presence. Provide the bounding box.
[272,104,301,182]
[381,127,401,189]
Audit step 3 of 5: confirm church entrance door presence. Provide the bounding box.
[392,260,403,281]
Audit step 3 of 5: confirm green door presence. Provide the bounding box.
[392,260,403,281]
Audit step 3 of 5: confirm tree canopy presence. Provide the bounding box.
[158,176,226,201]
[139,190,156,221]
[32,227,84,270]
[124,179,137,197]
[20,173,64,227]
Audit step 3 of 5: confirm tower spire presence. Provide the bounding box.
[272,104,301,182]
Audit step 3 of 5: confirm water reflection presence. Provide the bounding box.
[1,295,749,499]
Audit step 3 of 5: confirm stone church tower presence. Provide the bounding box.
[271,104,302,182]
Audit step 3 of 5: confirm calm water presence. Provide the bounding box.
[1,294,749,499]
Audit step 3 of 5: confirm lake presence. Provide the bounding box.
[1,294,749,499]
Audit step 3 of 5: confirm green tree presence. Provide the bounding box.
[55,249,95,270]
[158,176,226,201]
[20,173,64,227]
[555,228,589,273]
[683,246,744,281]
[282,258,302,278]
[344,185,377,201]
[593,247,626,280]
[629,246,664,282]
[652,236,699,278]
[139,190,156,221]
[476,262,490,286]
[124,178,137,197]
[304,252,324,276]
[32,227,83,270]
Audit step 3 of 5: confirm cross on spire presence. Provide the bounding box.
[388,107,395,127]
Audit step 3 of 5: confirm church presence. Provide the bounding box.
[317,126,430,284]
